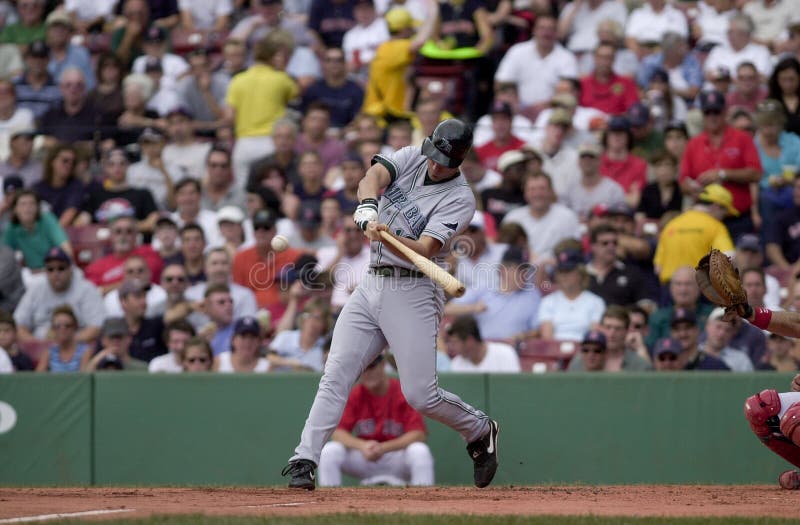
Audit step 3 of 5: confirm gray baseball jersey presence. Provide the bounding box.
[289,145,490,469]
[370,146,476,269]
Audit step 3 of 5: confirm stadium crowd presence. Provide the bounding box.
[0,0,799,378]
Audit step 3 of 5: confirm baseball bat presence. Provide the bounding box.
[378,231,466,297]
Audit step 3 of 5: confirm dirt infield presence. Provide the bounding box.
[1,486,799,521]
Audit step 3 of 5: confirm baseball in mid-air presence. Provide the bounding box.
[271,234,289,252]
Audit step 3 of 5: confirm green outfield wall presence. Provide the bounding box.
[0,373,794,486]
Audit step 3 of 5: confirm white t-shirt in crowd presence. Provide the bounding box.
[162,141,212,181]
[178,0,233,30]
[131,53,190,92]
[559,0,628,53]
[0,346,12,373]
[104,284,167,319]
[342,18,390,67]
[316,244,370,309]
[148,352,184,373]
[502,203,582,263]
[216,351,270,373]
[494,41,578,108]
[625,3,688,43]
[450,342,521,373]
[537,290,606,341]
[704,42,773,79]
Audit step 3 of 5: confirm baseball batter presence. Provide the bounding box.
[282,119,499,490]
[735,306,800,489]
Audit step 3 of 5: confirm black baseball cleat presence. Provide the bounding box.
[281,459,317,490]
[466,419,499,488]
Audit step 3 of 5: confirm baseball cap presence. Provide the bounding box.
[385,7,415,33]
[10,124,36,140]
[45,9,72,28]
[101,317,130,338]
[118,278,150,298]
[139,127,165,142]
[627,103,650,128]
[699,90,727,113]
[606,202,634,218]
[252,209,276,229]
[501,245,527,265]
[670,307,697,327]
[488,101,513,118]
[44,246,71,265]
[468,210,485,230]
[233,316,261,337]
[341,151,362,166]
[548,108,572,126]
[578,143,602,157]
[551,92,577,109]
[654,337,682,357]
[26,40,49,58]
[582,330,607,349]
[736,233,761,252]
[664,119,688,137]
[497,149,527,172]
[155,214,177,229]
[607,115,630,132]
[650,67,669,84]
[282,253,320,285]
[698,183,739,216]
[710,66,731,82]
[3,175,23,193]
[143,25,167,43]
[217,205,245,224]
[298,200,322,228]
[167,106,193,119]
[555,248,584,272]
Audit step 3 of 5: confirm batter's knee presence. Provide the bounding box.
[745,389,782,438]
[781,403,800,446]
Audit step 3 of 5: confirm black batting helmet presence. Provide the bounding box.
[421,118,473,168]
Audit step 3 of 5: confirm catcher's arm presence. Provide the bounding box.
[743,308,800,339]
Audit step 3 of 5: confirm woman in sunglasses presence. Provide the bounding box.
[35,305,91,373]
[182,337,213,372]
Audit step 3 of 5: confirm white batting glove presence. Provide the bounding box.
[354,198,379,231]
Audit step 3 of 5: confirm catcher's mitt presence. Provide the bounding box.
[695,249,749,320]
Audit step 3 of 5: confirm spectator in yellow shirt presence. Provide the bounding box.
[225,30,299,189]
[654,184,736,284]
[362,1,437,121]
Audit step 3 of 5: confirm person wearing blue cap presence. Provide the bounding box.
[652,337,683,371]
[576,330,607,372]
[214,315,270,373]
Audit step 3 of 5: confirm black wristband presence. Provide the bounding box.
[742,303,753,319]
[360,198,378,206]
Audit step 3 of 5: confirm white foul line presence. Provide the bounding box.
[0,508,134,523]
[243,502,314,508]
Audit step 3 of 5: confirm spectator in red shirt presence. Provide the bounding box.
[599,116,648,209]
[84,212,163,294]
[580,42,639,115]
[318,353,433,487]
[679,90,762,240]
[475,101,526,172]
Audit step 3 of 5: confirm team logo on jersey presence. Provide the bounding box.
[384,185,427,238]
[443,222,458,231]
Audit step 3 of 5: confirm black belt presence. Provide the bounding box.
[369,266,426,278]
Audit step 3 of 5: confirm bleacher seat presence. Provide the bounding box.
[66,225,110,268]
[19,339,49,368]
[516,338,577,373]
